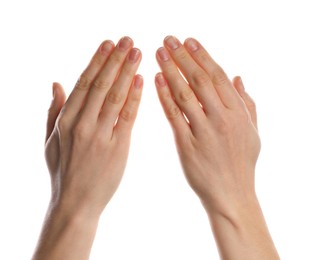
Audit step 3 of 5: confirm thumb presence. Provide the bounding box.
[233,76,258,130]
[45,82,66,143]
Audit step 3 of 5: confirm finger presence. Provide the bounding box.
[184,37,242,109]
[163,36,223,113]
[156,46,207,129]
[155,72,191,138]
[81,37,133,123]
[233,76,258,129]
[99,48,142,129]
[46,83,66,143]
[62,40,115,119]
[113,74,143,138]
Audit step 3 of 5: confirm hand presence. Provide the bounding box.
[155,36,259,214]
[33,37,143,260]
[45,36,143,218]
[155,36,279,259]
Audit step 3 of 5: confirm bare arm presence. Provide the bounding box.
[155,36,279,259]
[33,37,143,260]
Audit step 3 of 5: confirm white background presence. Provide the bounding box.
[0,0,312,259]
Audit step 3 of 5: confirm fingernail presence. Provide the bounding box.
[128,48,141,63]
[134,75,143,89]
[155,73,166,87]
[165,36,179,50]
[157,47,169,62]
[100,40,113,55]
[186,38,199,52]
[118,36,132,51]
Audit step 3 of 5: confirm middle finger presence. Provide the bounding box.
[163,36,224,114]
[80,36,133,123]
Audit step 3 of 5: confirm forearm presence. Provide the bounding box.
[32,201,100,260]
[203,195,280,260]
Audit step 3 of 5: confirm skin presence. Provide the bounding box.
[33,36,279,259]
[33,37,143,260]
[155,36,279,259]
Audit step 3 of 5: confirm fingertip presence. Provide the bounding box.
[133,74,143,89]
[155,71,162,79]
[156,47,170,62]
[232,76,239,84]
[232,76,240,85]
[123,36,133,44]
[238,76,245,89]
[99,40,115,55]
[163,35,173,44]
[52,82,61,88]
[155,72,167,88]
[52,82,63,92]
[51,82,66,107]
[233,76,245,94]
[184,37,200,52]
[51,82,62,102]
[117,36,134,51]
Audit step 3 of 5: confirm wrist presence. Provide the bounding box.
[206,196,262,231]
[48,196,101,226]
[33,200,100,260]
[49,186,106,221]
[202,192,260,227]
[202,195,279,260]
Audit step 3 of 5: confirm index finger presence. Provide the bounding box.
[80,36,134,123]
[62,40,115,119]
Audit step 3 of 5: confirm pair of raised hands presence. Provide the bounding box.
[34,36,279,260]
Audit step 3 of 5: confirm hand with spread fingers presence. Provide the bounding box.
[33,37,143,260]
[155,36,279,260]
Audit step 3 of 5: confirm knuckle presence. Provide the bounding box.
[130,92,141,103]
[121,63,133,76]
[92,78,111,91]
[161,90,172,100]
[178,88,194,103]
[192,71,211,88]
[93,132,109,149]
[166,105,181,119]
[73,123,90,140]
[75,74,90,91]
[199,52,209,63]
[213,67,229,86]
[92,53,104,67]
[120,108,135,122]
[176,50,189,62]
[215,114,231,134]
[167,74,181,89]
[107,91,124,105]
[216,121,229,135]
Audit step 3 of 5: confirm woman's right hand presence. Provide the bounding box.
[155,36,279,260]
[155,36,260,214]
